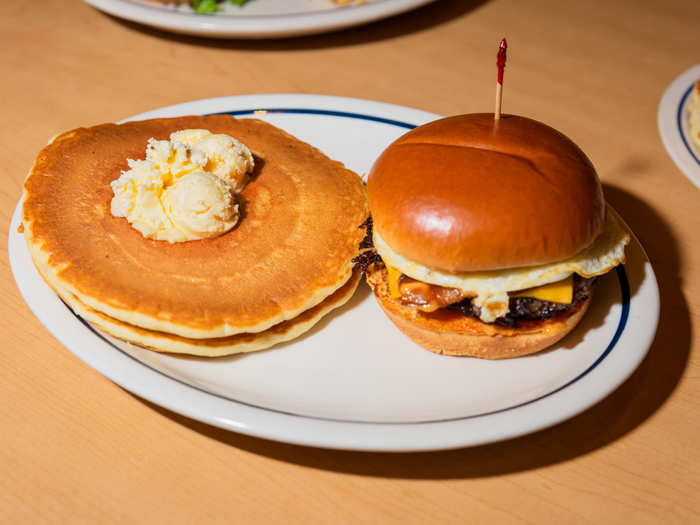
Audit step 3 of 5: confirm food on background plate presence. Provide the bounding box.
[331,0,368,5]
[143,0,368,14]
[22,115,368,356]
[145,0,249,11]
[688,79,700,151]
[357,113,630,359]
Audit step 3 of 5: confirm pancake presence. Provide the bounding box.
[23,116,368,339]
[58,272,361,357]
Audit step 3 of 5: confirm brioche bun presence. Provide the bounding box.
[366,265,590,359]
[367,114,605,273]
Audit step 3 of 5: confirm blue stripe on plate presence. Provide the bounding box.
[211,107,417,130]
[676,84,700,165]
[69,108,632,426]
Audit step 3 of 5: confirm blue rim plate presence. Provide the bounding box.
[658,63,700,189]
[10,94,659,451]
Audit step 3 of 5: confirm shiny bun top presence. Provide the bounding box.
[367,114,605,272]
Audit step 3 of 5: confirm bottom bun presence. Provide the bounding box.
[366,265,591,359]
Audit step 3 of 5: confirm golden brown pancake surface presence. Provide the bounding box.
[23,115,368,339]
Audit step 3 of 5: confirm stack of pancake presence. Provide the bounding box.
[22,115,368,356]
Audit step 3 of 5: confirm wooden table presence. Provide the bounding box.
[2,0,699,522]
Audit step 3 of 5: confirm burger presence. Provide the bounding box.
[357,113,630,358]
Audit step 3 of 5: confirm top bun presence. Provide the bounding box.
[367,114,605,272]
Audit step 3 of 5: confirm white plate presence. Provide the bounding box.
[658,63,700,189]
[10,94,659,451]
[81,0,434,38]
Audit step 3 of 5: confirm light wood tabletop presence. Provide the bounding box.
[2,0,699,522]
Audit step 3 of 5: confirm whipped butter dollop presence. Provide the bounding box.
[110,129,254,243]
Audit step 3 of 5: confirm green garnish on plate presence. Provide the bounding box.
[192,0,249,14]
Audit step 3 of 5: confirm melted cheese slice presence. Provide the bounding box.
[386,265,403,298]
[511,274,573,303]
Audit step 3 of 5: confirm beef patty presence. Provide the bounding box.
[446,275,596,327]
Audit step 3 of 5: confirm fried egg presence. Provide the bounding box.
[374,205,630,322]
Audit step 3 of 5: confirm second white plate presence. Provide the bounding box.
[11,94,659,451]
[658,63,700,189]
[82,0,435,38]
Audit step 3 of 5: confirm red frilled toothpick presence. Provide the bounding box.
[495,38,507,120]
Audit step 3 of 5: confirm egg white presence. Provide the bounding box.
[374,205,630,300]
